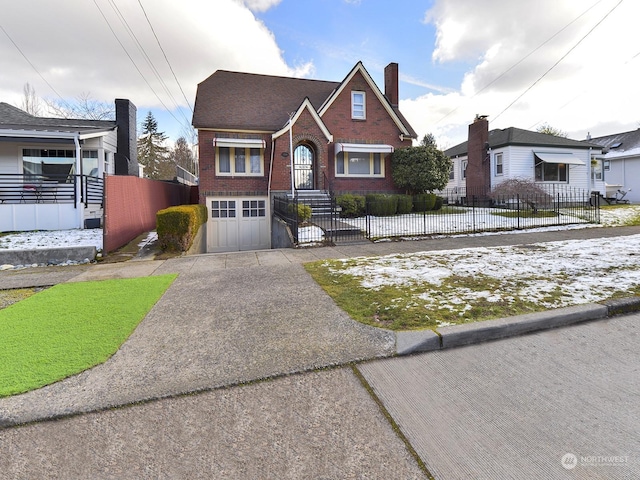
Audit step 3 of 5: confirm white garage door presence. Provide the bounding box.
[206,197,271,253]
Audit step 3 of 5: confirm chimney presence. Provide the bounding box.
[467,115,490,194]
[115,98,139,176]
[384,62,399,107]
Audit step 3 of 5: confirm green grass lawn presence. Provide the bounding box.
[0,275,176,397]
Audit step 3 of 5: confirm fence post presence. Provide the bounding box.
[517,194,520,229]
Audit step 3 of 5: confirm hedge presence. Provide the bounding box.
[413,193,437,212]
[366,194,398,216]
[396,194,413,214]
[157,204,208,252]
[336,194,366,217]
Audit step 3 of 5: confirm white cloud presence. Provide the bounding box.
[0,0,303,116]
[409,0,640,148]
[237,0,282,12]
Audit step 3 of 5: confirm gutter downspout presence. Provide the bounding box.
[268,137,275,201]
[289,113,295,197]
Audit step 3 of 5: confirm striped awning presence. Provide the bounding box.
[534,152,585,165]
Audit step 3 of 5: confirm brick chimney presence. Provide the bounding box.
[466,115,490,195]
[384,62,399,107]
[115,98,139,176]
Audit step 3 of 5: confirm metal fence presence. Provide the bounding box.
[0,173,104,207]
[274,185,600,246]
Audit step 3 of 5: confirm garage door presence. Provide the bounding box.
[206,197,271,253]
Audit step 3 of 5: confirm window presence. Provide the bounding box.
[216,147,263,175]
[336,152,383,177]
[22,149,75,182]
[535,161,567,182]
[351,91,365,120]
[495,153,503,176]
[83,150,99,177]
[211,200,236,218]
[242,200,266,217]
[462,160,468,179]
[449,162,455,180]
[604,160,610,171]
[592,159,604,181]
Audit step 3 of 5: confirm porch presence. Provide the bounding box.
[0,173,103,232]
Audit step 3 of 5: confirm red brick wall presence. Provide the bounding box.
[103,176,195,253]
[466,118,490,193]
[197,69,413,198]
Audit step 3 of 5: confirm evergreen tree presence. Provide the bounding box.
[137,112,173,179]
[392,143,451,195]
[420,133,437,148]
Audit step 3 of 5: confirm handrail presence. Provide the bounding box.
[0,173,103,206]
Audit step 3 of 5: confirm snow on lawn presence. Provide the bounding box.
[0,229,103,251]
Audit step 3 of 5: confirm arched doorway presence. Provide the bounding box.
[294,144,314,190]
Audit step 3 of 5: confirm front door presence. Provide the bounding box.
[294,144,314,190]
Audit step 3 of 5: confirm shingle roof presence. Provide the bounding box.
[588,128,640,154]
[0,102,115,133]
[192,70,340,131]
[445,126,601,157]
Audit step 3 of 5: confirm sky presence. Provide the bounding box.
[1,0,639,150]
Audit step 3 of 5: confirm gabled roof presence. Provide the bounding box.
[318,61,417,139]
[191,63,417,138]
[192,70,339,131]
[588,128,640,158]
[0,102,115,135]
[272,98,333,142]
[445,126,601,157]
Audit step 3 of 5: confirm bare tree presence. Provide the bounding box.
[536,123,568,138]
[20,83,42,116]
[44,92,114,120]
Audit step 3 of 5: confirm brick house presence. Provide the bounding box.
[192,61,417,252]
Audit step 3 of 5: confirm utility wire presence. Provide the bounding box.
[92,0,185,127]
[137,0,194,115]
[0,23,74,112]
[492,0,625,123]
[430,0,607,128]
[104,0,192,129]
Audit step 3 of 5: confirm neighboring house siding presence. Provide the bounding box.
[0,143,20,174]
[607,157,640,203]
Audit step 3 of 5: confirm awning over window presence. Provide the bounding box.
[213,138,266,149]
[534,152,585,165]
[335,143,394,154]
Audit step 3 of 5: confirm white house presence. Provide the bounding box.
[588,128,640,204]
[444,117,606,197]
[0,99,138,232]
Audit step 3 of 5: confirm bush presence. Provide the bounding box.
[157,204,208,252]
[434,196,444,211]
[366,194,398,216]
[288,203,312,223]
[336,194,365,218]
[413,193,437,212]
[396,194,413,214]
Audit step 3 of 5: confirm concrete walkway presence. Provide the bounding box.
[1,226,639,478]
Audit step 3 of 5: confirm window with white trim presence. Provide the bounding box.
[462,160,468,179]
[495,152,503,176]
[211,200,236,218]
[336,152,383,177]
[604,159,610,171]
[351,91,365,120]
[242,200,266,217]
[535,161,567,182]
[216,147,263,176]
[449,162,455,180]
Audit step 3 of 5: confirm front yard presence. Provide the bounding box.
[305,205,640,331]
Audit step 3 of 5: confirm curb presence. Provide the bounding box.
[395,297,640,355]
[0,246,97,267]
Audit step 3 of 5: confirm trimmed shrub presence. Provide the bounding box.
[157,204,208,252]
[413,193,437,212]
[288,203,312,223]
[396,194,413,214]
[366,194,398,216]
[434,196,444,211]
[336,194,365,217]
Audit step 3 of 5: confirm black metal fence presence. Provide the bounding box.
[274,185,600,246]
[0,173,104,207]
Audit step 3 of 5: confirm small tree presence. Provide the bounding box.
[171,136,196,174]
[420,133,437,147]
[391,144,451,195]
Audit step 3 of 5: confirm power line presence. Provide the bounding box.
[137,0,194,115]
[430,0,607,128]
[0,23,74,112]
[492,0,625,123]
[92,0,187,129]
